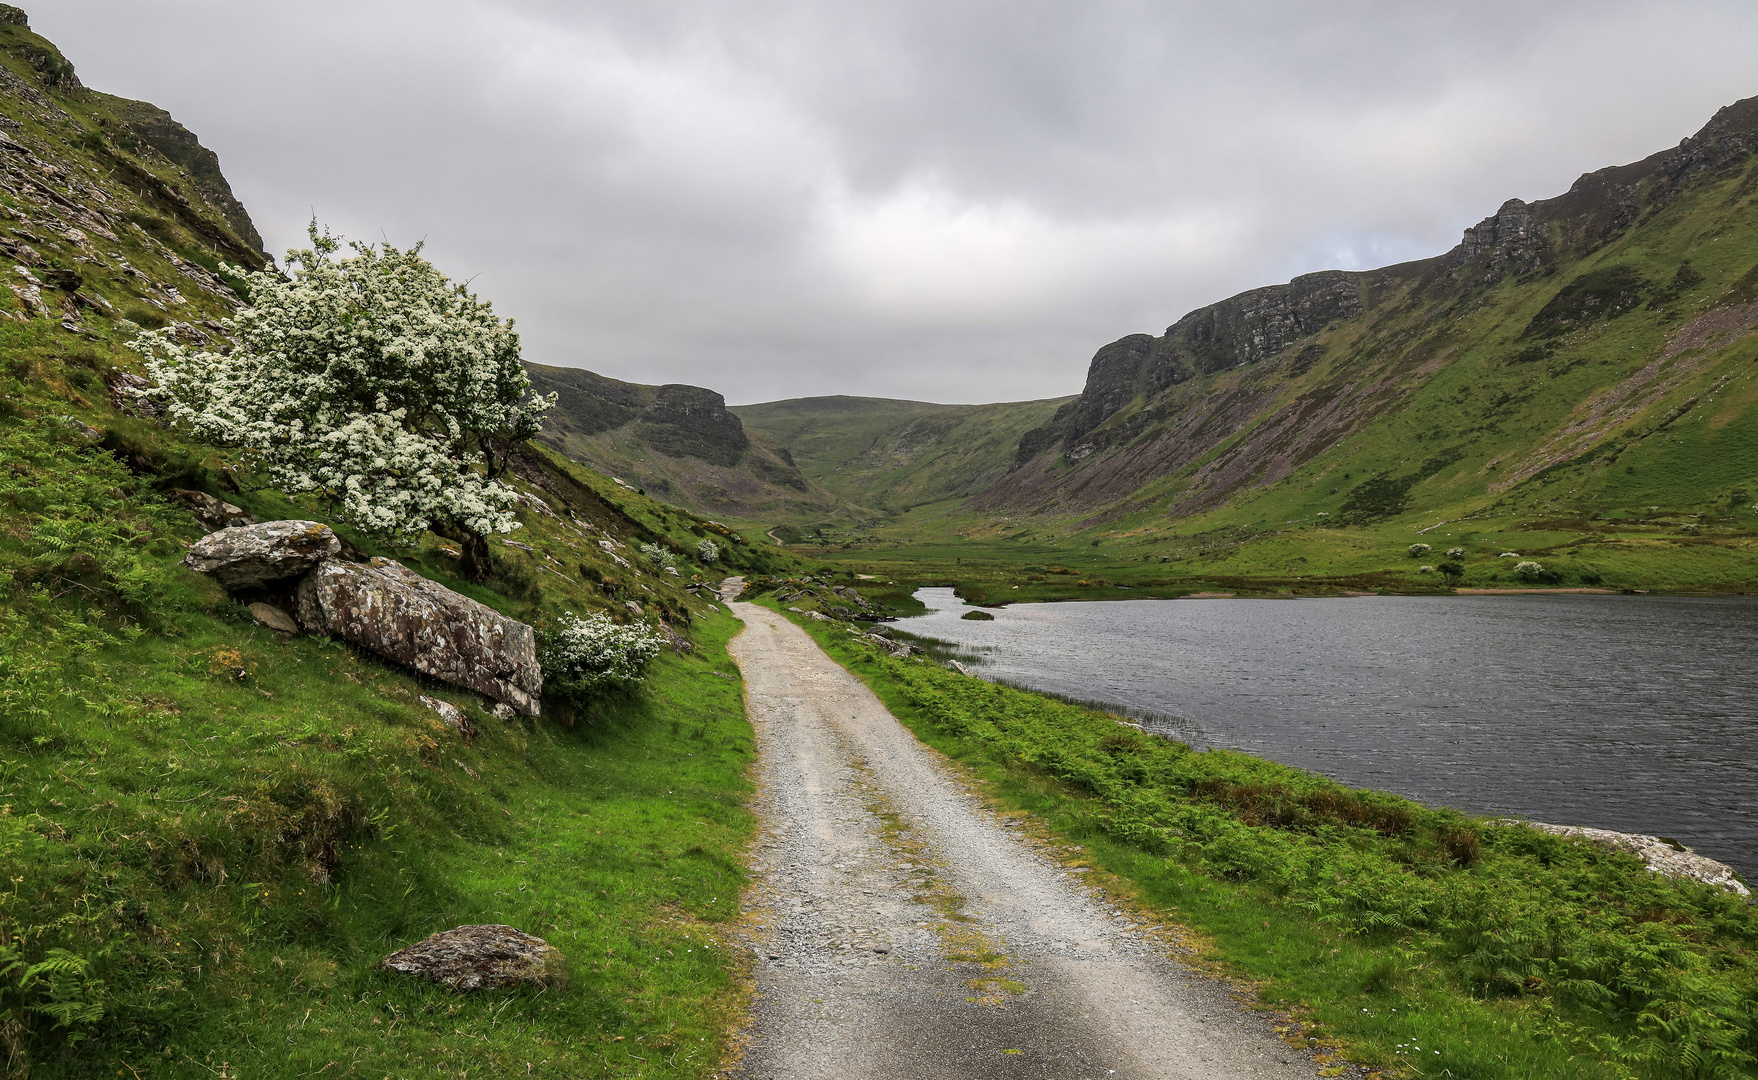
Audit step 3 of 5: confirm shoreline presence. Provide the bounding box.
[963,585,1758,607]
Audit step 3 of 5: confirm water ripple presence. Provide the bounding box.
[901,589,1758,877]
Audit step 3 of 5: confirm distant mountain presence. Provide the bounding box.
[526,362,841,520]
[543,93,1758,568]
[731,395,1070,514]
[967,93,1758,537]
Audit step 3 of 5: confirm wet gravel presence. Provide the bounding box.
[725,599,1340,1080]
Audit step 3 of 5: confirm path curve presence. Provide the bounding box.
[725,596,1329,1080]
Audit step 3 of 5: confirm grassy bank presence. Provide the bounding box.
[784,525,1758,608]
[3,573,756,1078]
[753,594,1758,1080]
[4,586,755,1076]
[1,354,765,1076]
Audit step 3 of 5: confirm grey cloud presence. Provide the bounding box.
[37,1,1758,403]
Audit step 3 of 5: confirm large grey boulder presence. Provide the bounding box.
[379,925,567,992]
[183,520,341,587]
[297,557,542,716]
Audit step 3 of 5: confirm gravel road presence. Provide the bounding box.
[725,595,1332,1080]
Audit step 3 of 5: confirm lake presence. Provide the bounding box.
[900,588,1758,878]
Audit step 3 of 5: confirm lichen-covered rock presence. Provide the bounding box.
[379,925,567,992]
[1524,822,1750,896]
[420,695,476,738]
[183,520,340,587]
[297,558,541,716]
[169,488,258,531]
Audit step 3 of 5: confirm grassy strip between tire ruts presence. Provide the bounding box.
[755,598,1758,1080]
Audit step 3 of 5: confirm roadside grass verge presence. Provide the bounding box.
[1,415,757,1078]
[759,598,1758,1080]
[5,597,755,1079]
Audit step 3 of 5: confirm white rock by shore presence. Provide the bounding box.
[1522,822,1750,897]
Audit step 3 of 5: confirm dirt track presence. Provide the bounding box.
[725,597,1331,1080]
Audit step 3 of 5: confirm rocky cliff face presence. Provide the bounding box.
[526,361,837,519]
[101,97,265,254]
[987,92,1758,521]
[0,5,270,344]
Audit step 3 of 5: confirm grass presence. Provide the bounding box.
[0,322,769,1076]
[752,591,1758,1080]
[729,395,1071,514]
[3,552,758,1077]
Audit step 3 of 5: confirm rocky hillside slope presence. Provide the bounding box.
[730,394,1069,514]
[978,93,1758,541]
[0,6,265,333]
[527,361,842,522]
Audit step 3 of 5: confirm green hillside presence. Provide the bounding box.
[527,361,842,524]
[730,394,1070,515]
[791,94,1758,596]
[0,14,802,1074]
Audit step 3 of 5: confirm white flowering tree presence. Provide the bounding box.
[696,537,720,564]
[132,224,554,578]
[638,542,677,572]
[539,611,666,703]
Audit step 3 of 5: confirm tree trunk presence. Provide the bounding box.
[435,522,493,583]
[459,530,491,583]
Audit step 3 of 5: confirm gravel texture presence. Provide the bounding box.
[725,597,1333,1080]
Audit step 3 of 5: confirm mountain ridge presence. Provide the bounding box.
[968,91,1758,530]
[526,360,844,521]
[731,393,1070,515]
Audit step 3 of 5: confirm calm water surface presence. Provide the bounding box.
[902,589,1758,877]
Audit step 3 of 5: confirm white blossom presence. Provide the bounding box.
[639,542,677,572]
[696,537,720,564]
[131,224,555,541]
[540,611,666,696]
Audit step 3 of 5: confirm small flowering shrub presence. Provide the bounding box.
[1514,560,1545,578]
[1446,547,1467,559]
[1408,543,1431,557]
[696,537,720,564]
[639,542,677,572]
[539,611,666,702]
[1417,564,1435,574]
[132,223,555,542]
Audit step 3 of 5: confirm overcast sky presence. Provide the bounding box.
[37,2,1758,404]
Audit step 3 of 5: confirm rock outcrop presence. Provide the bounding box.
[1524,822,1750,896]
[297,558,542,717]
[181,519,543,717]
[379,925,567,992]
[169,488,258,531]
[420,695,476,738]
[182,520,341,587]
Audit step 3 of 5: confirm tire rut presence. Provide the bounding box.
[726,598,1332,1080]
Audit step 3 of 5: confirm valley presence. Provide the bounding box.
[4,6,1758,1079]
[581,95,1758,597]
